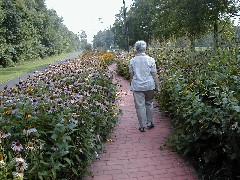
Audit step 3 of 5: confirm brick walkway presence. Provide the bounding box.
[83,64,198,180]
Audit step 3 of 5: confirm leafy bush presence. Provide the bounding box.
[0,53,119,179]
[153,47,240,178]
[115,52,132,80]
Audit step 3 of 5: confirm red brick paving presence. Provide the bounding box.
[83,64,198,180]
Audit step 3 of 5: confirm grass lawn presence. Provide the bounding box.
[0,52,81,84]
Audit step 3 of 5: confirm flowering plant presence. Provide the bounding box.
[0,52,119,179]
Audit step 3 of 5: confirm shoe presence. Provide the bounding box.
[147,123,154,129]
[139,127,145,132]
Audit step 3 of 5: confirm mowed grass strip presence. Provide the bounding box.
[0,52,80,84]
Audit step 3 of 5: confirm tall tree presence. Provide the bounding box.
[78,30,88,50]
[153,0,240,49]
[0,0,81,67]
[92,29,114,50]
[112,7,126,50]
[127,0,155,46]
[203,0,240,48]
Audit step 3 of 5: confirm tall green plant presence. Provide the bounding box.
[154,47,240,178]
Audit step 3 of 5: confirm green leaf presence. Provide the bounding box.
[64,157,72,165]
[222,97,228,104]
[68,122,77,129]
[193,109,202,117]
[38,171,48,176]
[40,160,49,166]
[63,135,71,142]
[59,150,69,156]
[232,106,240,112]
[72,167,78,175]
[52,168,56,179]
[28,163,38,173]
[76,155,81,163]
[183,146,191,156]
[231,153,237,160]
[51,133,58,140]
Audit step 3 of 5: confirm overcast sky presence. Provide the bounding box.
[45,0,133,43]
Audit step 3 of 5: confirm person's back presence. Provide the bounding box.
[130,54,156,91]
[129,40,160,132]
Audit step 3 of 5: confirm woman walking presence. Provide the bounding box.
[129,40,160,132]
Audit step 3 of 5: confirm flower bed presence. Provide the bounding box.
[0,52,119,179]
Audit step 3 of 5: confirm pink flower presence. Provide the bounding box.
[16,159,28,170]
[51,146,58,151]
[14,155,28,171]
[0,131,11,139]
[11,140,23,152]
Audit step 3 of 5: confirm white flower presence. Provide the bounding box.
[51,146,58,151]
[26,142,34,151]
[70,118,78,124]
[232,122,238,130]
[94,151,99,158]
[0,154,5,168]
[23,128,37,136]
[0,160,5,168]
[12,172,24,180]
[96,134,101,142]
[15,158,28,170]
[0,131,11,138]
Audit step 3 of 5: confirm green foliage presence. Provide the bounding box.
[153,47,240,178]
[112,0,239,49]
[78,30,88,50]
[93,29,114,50]
[127,0,155,45]
[112,7,127,50]
[0,0,81,67]
[0,53,119,179]
[115,53,132,80]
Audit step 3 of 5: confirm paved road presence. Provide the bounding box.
[0,53,81,91]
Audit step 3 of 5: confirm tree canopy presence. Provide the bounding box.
[0,0,81,67]
[111,0,240,49]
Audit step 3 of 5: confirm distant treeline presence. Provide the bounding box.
[0,0,81,67]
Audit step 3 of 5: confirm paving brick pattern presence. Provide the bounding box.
[83,64,198,180]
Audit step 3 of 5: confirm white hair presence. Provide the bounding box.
[134,40,147,53]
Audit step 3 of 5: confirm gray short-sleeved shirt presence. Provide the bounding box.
[129,53,157,91]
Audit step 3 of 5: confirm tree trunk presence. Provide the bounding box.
[189,35,195,52]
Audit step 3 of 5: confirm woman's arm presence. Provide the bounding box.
[129,71,133,85]
[151,72,160,92]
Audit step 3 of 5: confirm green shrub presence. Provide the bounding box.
[154,47,240,178]
[115,53,132,80]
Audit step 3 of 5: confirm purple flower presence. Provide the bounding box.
[11,141,23,152]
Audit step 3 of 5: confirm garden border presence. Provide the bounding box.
[0,53,81,91]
